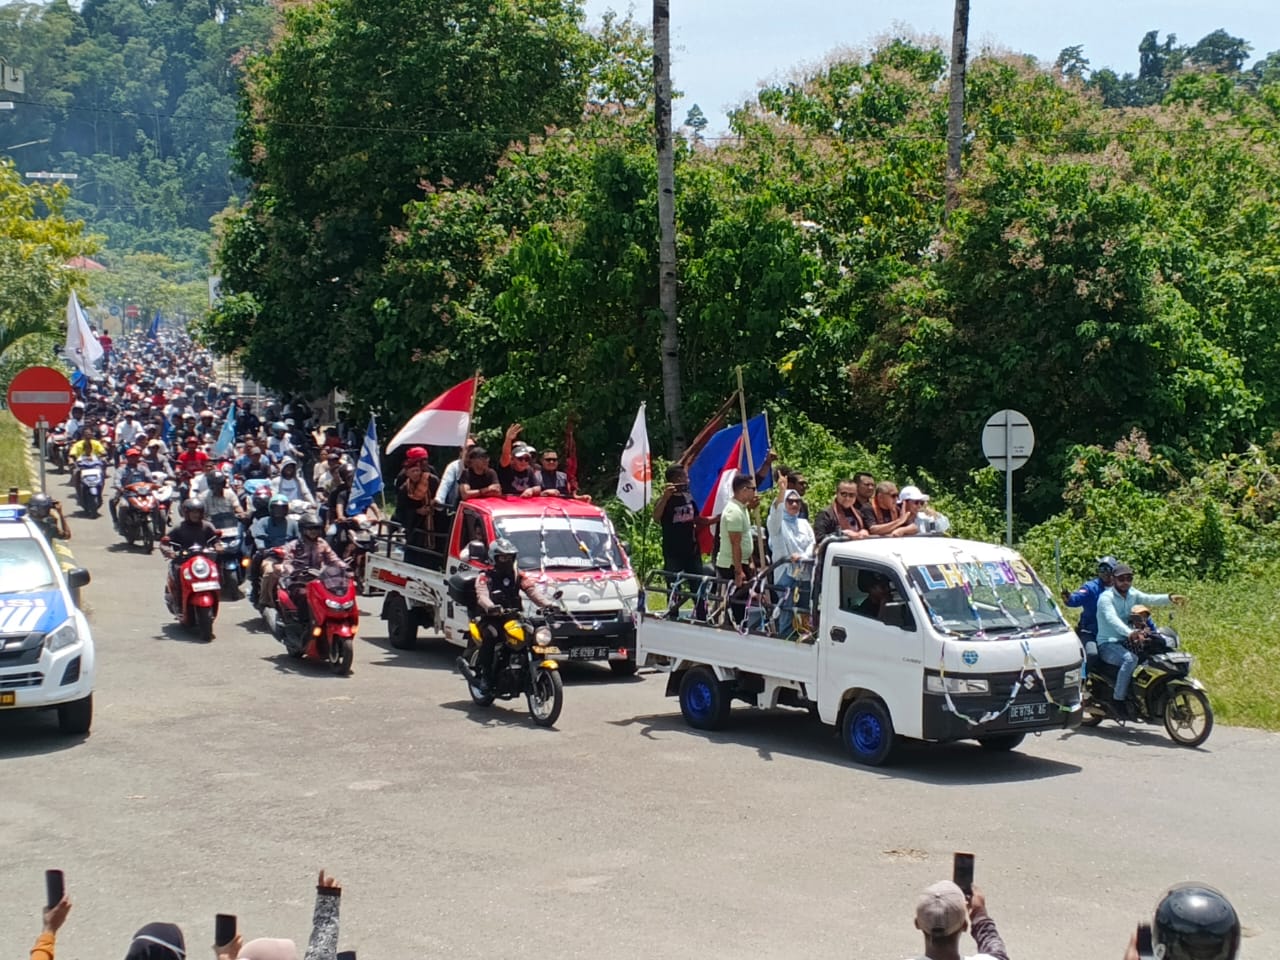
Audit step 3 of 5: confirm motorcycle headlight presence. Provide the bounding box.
[324,598,354,610]
[191,557,213,578]
[1064,667,1082,687]
[535,625,552,645]
[925,675,990,695]
[43,619,80,653]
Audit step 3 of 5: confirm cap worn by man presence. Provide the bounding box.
[898,485,930,504]
[916,881,967,938]
[512,442,536,458]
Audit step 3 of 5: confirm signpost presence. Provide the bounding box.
[981,408,1035,546]
[6,365,75,495]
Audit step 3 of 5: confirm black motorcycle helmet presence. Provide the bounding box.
[268,493,289,520]
[1097,555,1120,576]
[488,538,518,571]
[299,513,324,540]
[1153,883,1240,960]
[27,493,53,518]
[207,472,227,493]
[181,497,205,524]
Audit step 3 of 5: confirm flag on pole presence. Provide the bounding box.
[616,403,651,512]
[348,417,384,515]
[563,415,579,495]
[212,402,237,458]
[64,290,104,378]
[147,309,161,340]
[386,377,475,451]
[677,392,739,468]
[686,414,771,553]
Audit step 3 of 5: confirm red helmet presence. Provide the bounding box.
[405,446,429,462]
[186,437,199,447]
[125,447,142,458]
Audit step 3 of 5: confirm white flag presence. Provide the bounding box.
[616,402,651,512]
[64,290,104,378]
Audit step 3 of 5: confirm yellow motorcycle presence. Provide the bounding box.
[457,606,564,728]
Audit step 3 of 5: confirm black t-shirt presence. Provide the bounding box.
[659,490,699,560]
[535,469,569,496]
[460,467,500,496]
[856,499,878,531]
[498,463,537,495]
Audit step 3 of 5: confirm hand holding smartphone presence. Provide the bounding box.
[215,914,237,949]
[952,852,975,900]
[1136,922,1155,959]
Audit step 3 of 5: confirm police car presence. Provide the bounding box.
[0,505,95,734]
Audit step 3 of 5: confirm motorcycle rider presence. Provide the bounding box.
[463,539,554,694]
[266,421,298,464]
[1124,883,1240,960]
[272,457,314,504]
[115,408,146,454]
[161,498,222,622]
[176,436,209,475]
[1095,563,1186,718]
[1062,555,1119,647]
[275,513,343,614]
[109,447,152,530]
[249,494,299,606]
[26,494,71,542]
[201,472,246,523]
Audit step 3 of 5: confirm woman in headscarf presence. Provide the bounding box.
[124,922,186,960]
[772,488,816,639]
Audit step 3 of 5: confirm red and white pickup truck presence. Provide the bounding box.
[365,496,642,675]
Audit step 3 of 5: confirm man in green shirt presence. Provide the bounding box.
[715,472,757,585]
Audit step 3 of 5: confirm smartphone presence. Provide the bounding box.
[44,870,64,909]
[1136,922,1154,959]
[952,852,975,898]
[215,914,237,948]
[337,952,357,960]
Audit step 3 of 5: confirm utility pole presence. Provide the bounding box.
[653,0,686,457]
[944,0,970,218]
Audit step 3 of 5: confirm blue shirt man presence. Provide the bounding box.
[1063,556,1118,639]
[1094,563,1186,709]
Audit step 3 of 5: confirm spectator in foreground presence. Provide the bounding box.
[1124,882,1240,960]
[29,894,71,960]
[123,921,186,959]
[909,881,1008,960]
[223,869,342,960]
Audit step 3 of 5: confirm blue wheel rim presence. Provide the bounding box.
[685,680,713,720]
[852,710,883,755]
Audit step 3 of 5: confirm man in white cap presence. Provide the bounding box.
[899,484,951,536]
[909,880,1008,960]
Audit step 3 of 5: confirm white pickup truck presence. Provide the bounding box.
[365,496,641,674]
[636,536,1083,764]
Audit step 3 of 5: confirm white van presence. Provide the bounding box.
[636,537,1083,764]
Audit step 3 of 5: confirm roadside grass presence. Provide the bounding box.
[0,410,31,494]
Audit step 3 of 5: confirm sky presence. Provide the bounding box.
[581,0,1280,132]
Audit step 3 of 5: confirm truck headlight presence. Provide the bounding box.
[926,675,990,695]
[1064,667,1081,686]
[43,619,80,653]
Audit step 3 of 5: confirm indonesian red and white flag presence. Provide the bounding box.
[386,377,476,451]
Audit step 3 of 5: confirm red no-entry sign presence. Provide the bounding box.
[6,365,75,428]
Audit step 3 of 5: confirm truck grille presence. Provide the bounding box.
[0,671,44,689]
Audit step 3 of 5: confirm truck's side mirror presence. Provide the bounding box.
[880,600,915,631]
[467,540,487,563]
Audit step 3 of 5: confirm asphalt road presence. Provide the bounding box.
[2,471,1278,959]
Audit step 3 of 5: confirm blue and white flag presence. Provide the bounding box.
[147,309,161,340]
[348,416,383,515]
[212,402,236,458]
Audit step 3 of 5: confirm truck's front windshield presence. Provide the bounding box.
[492,514,624,572]
[907,556,1063,639]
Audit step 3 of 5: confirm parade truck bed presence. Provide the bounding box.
[636,537,1084,766]
[364,496,642,675]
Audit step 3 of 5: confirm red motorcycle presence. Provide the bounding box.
[119,481,162,551]
[163,544,222,642]
[263,561,357,674]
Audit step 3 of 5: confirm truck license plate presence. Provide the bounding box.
[1009,702,1049,724]
[568,646,608,660]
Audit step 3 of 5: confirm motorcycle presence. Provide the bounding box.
[455,589,565,728]
[150,473,176,536]
[1081,624,1214,747]
[262,561,357,675]
[47,426,69,473]
[75,457,106,517]
[209,511,248,600]
[163,544,222,642]
[119,481,160,551]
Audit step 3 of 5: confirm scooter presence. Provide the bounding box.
[150,473,176,537]
[262,561,357,675]
[75,457,106,517]
[119,481,160,551]
[209,511,248,600]
[1081,624,1214,747]
[163,544,222,642]
[47,427,69,473]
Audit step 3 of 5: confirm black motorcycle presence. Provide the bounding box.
[1082,626,1214,747]
[451,574,564,728]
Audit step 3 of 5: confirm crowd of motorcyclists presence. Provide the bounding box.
[36,328,373,659]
